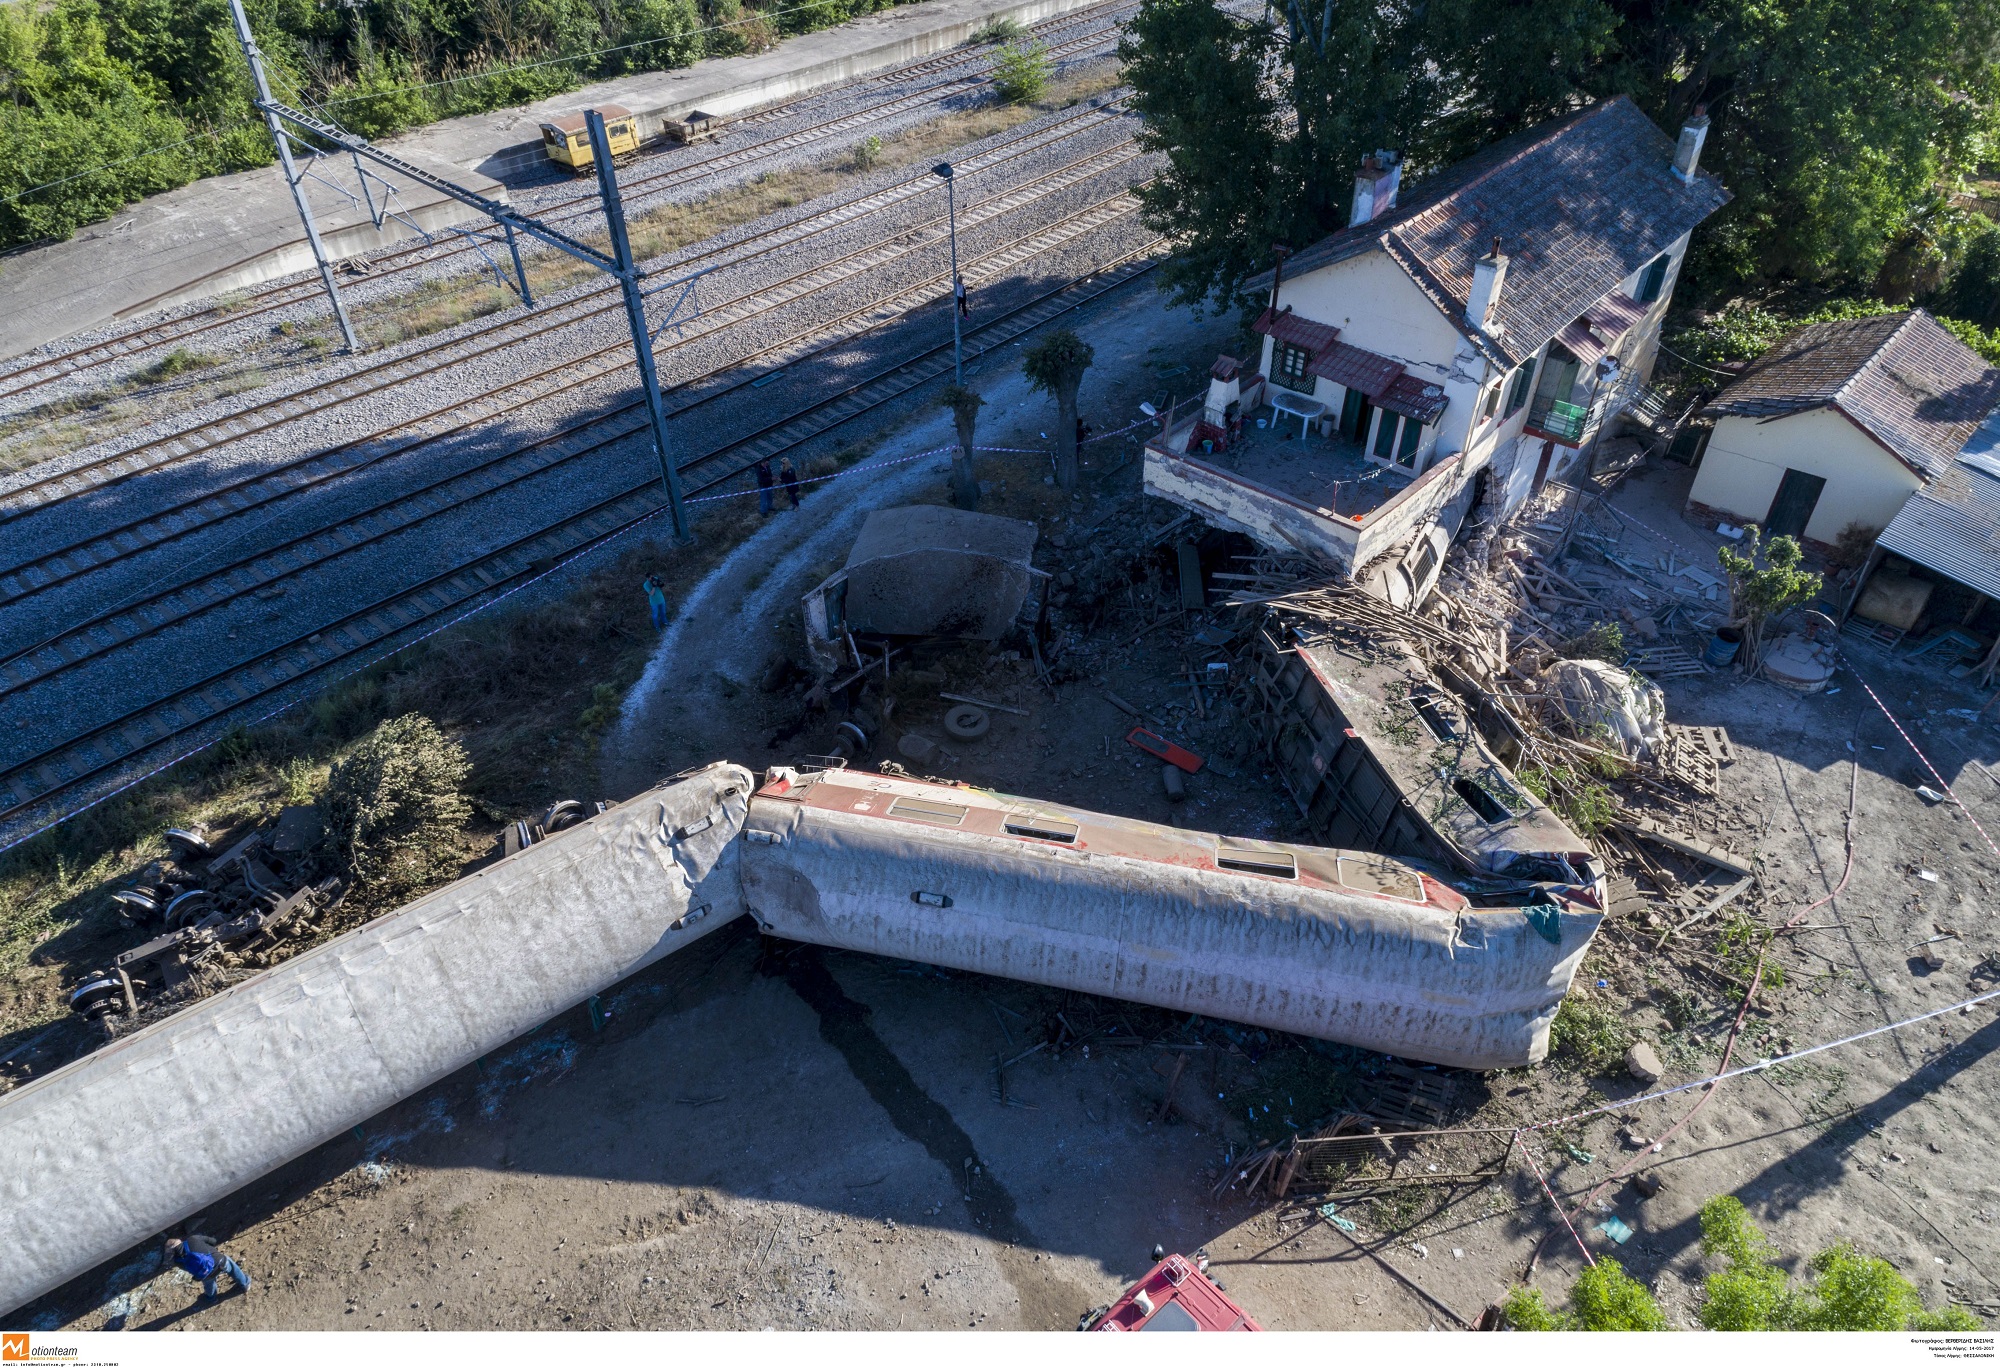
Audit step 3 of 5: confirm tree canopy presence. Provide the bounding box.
[1119,0,2000,310]
[0,0,920,252]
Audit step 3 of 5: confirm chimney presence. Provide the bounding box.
[1466,237,1508,334]
[1349,150,1402,227]
[1672,106,1710,183]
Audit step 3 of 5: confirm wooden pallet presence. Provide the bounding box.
[1628,645,1709,679]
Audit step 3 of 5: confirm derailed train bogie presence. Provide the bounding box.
[69,807,345,1022]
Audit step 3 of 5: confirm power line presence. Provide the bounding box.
[0,127,237,208]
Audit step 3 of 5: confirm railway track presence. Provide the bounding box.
[0,150,1147,668]
[0,233,1161,836]
[0,98,1133,530]
[0,1,1135,408]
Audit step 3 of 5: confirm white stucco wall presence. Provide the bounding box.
[1687,407,1922,543]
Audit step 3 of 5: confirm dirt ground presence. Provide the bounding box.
[23,294,2000,1334]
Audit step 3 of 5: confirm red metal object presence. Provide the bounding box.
[1086,1254,1261,1332]
[1126,727,1204,774]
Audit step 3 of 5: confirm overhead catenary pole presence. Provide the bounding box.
[934,162,963,385]
[227,0,359,354]
[588,110,689,543]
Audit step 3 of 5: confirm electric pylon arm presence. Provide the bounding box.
[251,96,619,275]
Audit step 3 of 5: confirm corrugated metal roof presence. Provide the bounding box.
[1877,456,2000,601]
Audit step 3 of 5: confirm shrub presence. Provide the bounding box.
[973,15,1026,43]
[1547,991,1632,1072]
[1558,621,1624,661]
[1697,1196,1979,1331]
[991,40,1050,104]
[1503,1259,1666,1330]
[320,714,471,898]
[852,134,882,170]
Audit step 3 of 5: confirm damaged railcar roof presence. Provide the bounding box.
[757,763,1483,911]
[1290,629,1595,879]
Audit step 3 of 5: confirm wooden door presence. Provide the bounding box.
[1765,468,1827,542]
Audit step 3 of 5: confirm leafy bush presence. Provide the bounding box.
[1547,991,1632,1072]
[1558,621,1624,661]
[1503,1259,1666,1330]
[1698,1196,1978,1331]
[1518,762,1619,837]
[973,14,1025,43]
[320,713,471,899]
[852,134,883,170]
[1718,525,1821,667]
[990,40,1050,104]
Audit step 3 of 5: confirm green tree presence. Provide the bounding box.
[1118,0,2000,308]
[989,39,1049,105]
[1021,329,1094,489]
[1503,1259,1668,1330]
[320,712,472,899]
[1716,525,1821,669]
[940,383,984,509]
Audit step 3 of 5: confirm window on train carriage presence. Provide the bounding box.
[1216,841,1297,879]
[1003,813,1078,843]
[886,796,969,827]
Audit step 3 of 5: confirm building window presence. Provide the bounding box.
[1503,358,1537,416]
[1480,381,1501,424]
[1637,252,1672,304]
[1272,341,1314,393]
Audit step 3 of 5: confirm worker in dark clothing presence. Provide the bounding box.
[642,574,669,631]
[1075,415,1094,449]
[165,1235,252,1301]
[778,457,801,508]
[955,275,970,319]
[754,458,775,516]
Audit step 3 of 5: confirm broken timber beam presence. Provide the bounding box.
[1612,816,1752,876]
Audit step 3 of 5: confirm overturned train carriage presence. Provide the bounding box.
[0,763,755,1317]
[739,767,1601,1073]
[1,760,1601,1316]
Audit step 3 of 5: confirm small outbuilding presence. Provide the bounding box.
[1687,309,2000,551]
[802,505,1041,674]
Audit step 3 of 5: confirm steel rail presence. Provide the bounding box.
[0,99,1133,527]
[0,4,1134,405]
[0,235,1160,832]
[0,152,1146,678]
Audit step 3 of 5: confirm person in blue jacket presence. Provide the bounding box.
[166,1234,253,1301]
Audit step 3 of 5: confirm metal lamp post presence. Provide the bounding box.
[933,162,962,384]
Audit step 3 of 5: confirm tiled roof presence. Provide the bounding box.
[1557,290,1649,367]
[1309,341,1404,398]
[1704,310,2000,480]
[1376,374,1450,424]
[1253,307,1340,354]
[1245,98,1729,368]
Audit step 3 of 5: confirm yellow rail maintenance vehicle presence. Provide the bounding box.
[541,104,641,173]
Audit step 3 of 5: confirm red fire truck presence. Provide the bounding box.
[1081,1252,1262,1332]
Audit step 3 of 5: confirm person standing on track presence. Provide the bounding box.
[165,1234,252,1303]
[755,458,776,516]
[779,457,801,509]
[955,275,970,319]
[642,574,669,631]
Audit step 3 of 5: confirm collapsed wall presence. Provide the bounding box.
[739,767,1601,1072]
[0,762,754,1316]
